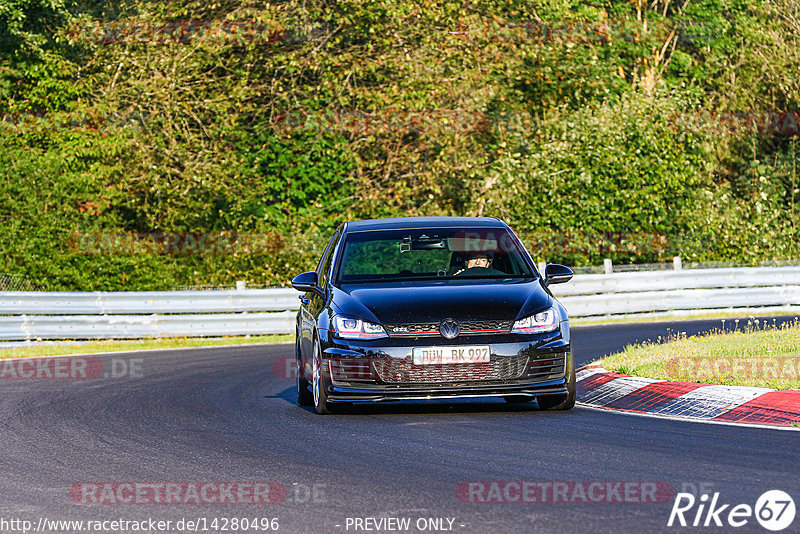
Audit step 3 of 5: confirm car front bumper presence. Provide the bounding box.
[318,329,572,403]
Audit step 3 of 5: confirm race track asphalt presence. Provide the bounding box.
[0,317,797,534]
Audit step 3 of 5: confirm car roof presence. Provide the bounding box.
[345,216,507,232]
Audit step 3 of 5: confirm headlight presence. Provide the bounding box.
[332,315,388,340]
[511,308,560,334]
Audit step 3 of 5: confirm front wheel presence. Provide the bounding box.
[296,356,313,407]
[312,337,334,415]
[296,334,313,406]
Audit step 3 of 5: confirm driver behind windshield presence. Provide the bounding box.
[454,252,497,275]
[465,252,490,269]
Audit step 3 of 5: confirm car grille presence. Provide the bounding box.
[384,320,513,337]
[372,354,529,383]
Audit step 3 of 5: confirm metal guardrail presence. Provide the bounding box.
[1,266,799,341]
[550,266,800,321]
[0,288,298,314]
[0,289,299,341]
[551,266,800,296]
[0,312,296,341]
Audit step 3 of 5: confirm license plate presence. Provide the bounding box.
[412,345,491,365]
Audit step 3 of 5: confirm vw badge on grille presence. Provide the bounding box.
[439,319,461,339]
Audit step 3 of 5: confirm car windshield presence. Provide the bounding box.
[335,227,536,283]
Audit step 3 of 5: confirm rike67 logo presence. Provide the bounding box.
[668,490,795,531]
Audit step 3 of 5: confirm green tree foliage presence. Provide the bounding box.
[0,0,798,289]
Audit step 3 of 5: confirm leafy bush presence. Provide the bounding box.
[0,0,798,289]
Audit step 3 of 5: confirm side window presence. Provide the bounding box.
[316,228,342,289]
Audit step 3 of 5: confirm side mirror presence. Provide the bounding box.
[544,264,573,285]
[291,271,320,293]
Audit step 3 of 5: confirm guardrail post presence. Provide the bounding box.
[236,281,246,290]
[537,261,547,275]
[673,256,682,271]
[603,258,613,275]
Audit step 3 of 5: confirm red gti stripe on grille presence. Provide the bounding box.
[388,328,511,336]
[387,331,440,336]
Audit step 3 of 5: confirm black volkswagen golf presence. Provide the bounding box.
[291,217,574,414]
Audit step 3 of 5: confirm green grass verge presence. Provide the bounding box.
[0,335,294,360]
[598,320,800,389]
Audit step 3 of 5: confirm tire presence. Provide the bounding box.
[537,361,576,411]
[312,336,334,415]
[296,337,313,407]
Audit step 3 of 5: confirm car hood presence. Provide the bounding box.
[330,279,551,325]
